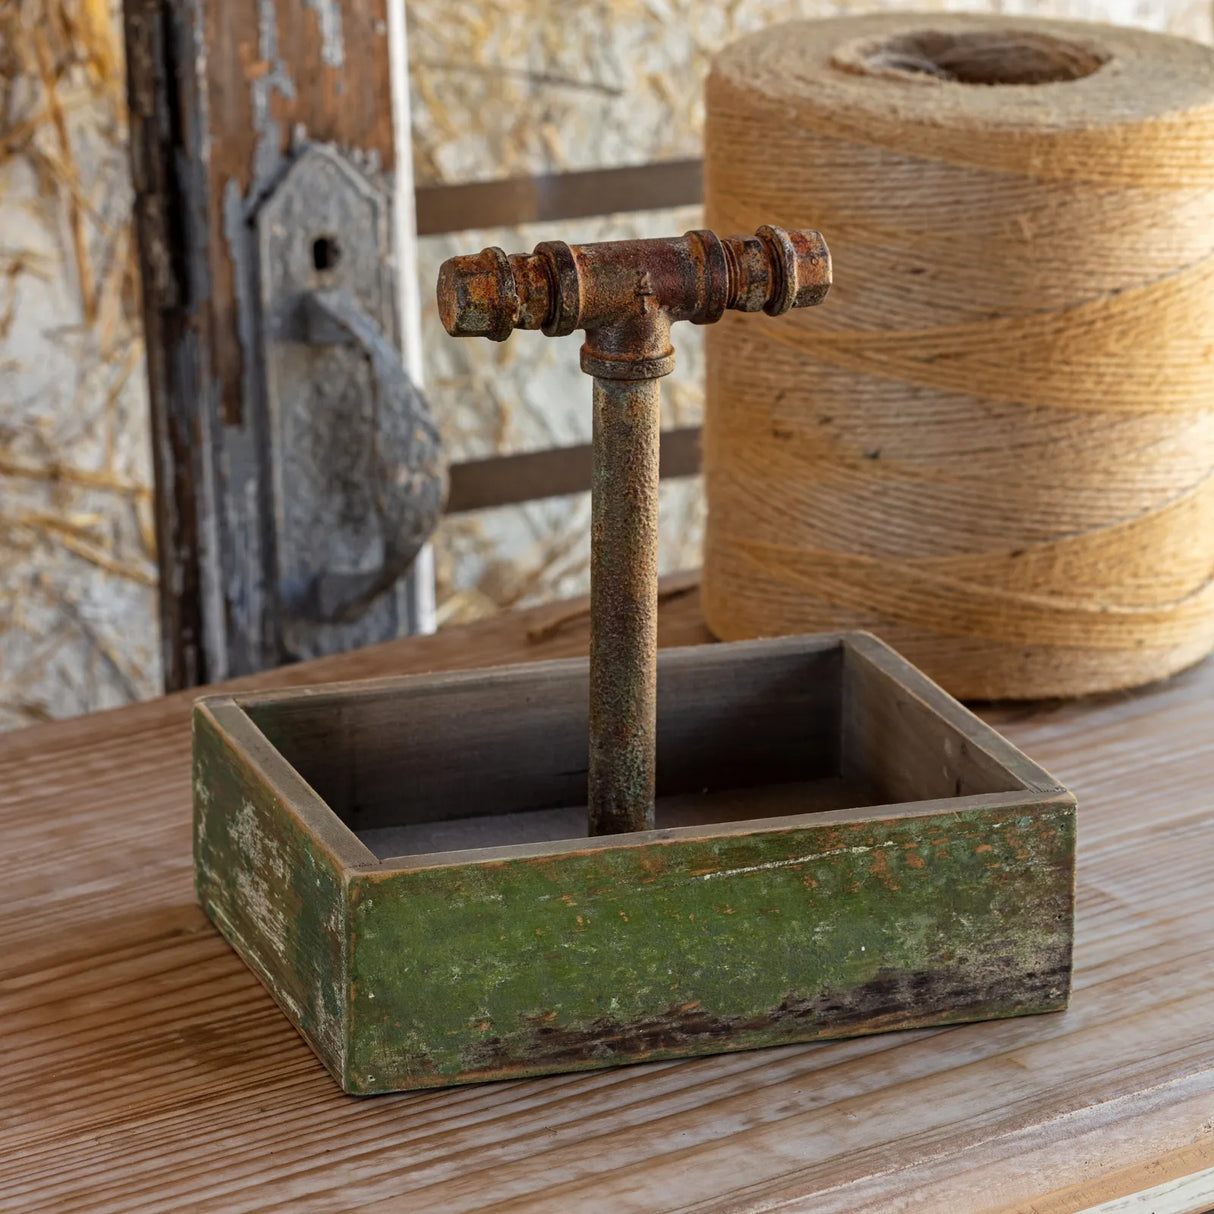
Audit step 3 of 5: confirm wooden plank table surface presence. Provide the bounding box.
[3,581,1212,1213]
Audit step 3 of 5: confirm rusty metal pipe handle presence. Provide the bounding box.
[296,287,446,623]
[436,226,830,345]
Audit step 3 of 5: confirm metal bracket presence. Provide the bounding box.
[255,144,445,660]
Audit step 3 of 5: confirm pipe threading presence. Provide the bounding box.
[702,13,1214,699]
[721,238,744,309]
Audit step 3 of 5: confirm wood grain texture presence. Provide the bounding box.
[1,584,1211,1212]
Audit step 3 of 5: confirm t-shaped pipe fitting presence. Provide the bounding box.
[436,226,831,838]
[437,226,829,378]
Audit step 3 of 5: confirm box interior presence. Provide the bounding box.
[243,639,1023,860]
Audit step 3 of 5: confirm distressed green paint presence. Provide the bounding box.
[344,800,1074,1093]
[191,634,1079,1096]
[193,704,347,1080]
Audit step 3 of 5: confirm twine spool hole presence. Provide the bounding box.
[837,29,1110,86]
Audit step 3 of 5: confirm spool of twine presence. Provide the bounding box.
[702,13,1214,699]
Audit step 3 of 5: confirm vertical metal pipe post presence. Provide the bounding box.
[588,375,661,836]
[436,225,830,837]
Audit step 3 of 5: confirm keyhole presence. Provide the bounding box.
[312,236,341,272]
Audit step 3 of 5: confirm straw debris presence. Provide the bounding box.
[0,0,157,729]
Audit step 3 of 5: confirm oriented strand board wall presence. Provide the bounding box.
[1,0,1210,725]
[0,0,158,731]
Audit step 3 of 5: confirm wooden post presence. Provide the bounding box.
[122,0,430,689]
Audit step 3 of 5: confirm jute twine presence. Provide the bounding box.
[702,13,1214,699]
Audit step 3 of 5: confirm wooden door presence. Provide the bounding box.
[123,0,433,689]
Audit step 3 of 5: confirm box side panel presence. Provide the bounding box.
[842,635,1065,798]
[243,640,843,831]
[346,797,1075,1093]
[193,703,346,1080]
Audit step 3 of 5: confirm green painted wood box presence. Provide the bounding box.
[192,633,1075,1095]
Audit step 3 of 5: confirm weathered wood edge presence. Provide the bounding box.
[843,633,1068,795]
[217,632,1074,875]
[200,678,1075,873]
[227,632,852,713]
[368,788,1075,874]
[124,0,421,689]
[122,0,207,690]
[196,698,376,870]
[192,699,364,1086]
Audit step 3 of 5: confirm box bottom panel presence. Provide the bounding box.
[356,775,885,859]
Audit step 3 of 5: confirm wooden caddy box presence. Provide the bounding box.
[193,633,1075,1095]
